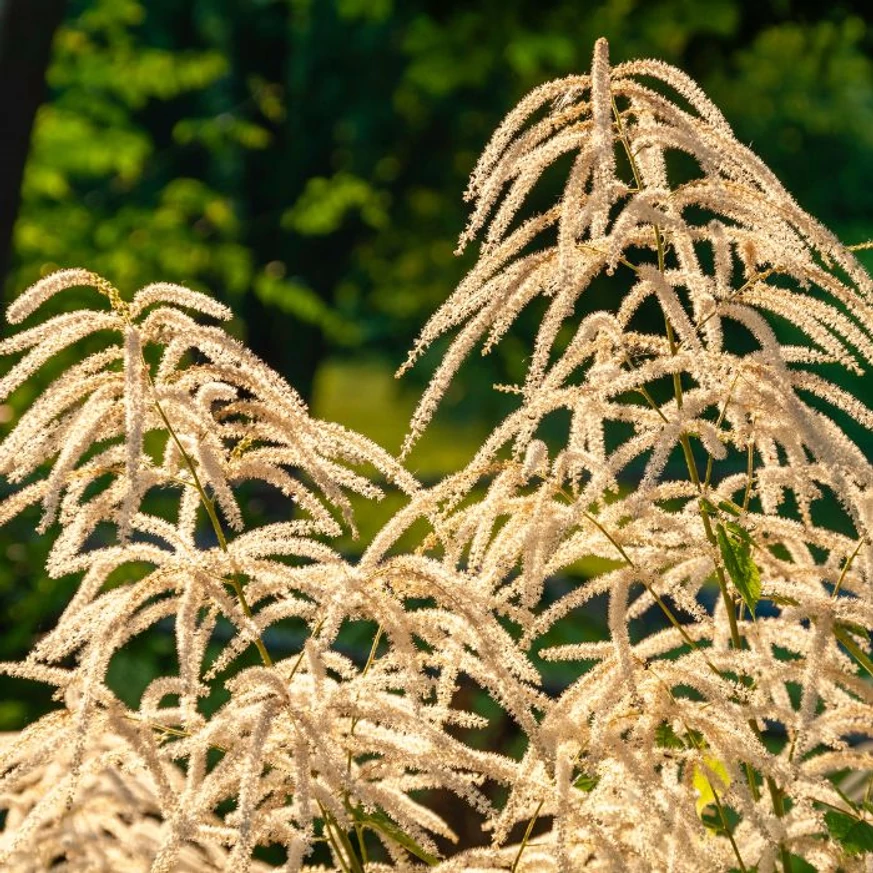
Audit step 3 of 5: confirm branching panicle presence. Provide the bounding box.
[2,38,873,873]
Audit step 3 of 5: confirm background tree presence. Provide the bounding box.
[0,0,66,289]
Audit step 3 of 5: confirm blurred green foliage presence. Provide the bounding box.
[2,0,873,731]
[11,0,873,390]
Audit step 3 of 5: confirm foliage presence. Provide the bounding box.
[1,38,873,871]
[14,0,247,296]
[11,1,873,378]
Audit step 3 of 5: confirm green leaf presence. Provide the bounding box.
[253,273,362,345]
[351,805,439,866]
[766,594,800,607]
[722,520,751,544]
[282,172,388,235]
[700,497,719,516]
[693,756,731,818]
[655,721,685,750]
[824,810,873,855]
[573,771,600,792]
[655,721,706,751]
[833,625,873,679]
[700,808,727,834]
[715,521,761,613]
[699,498,740,518]
[684,728,705,749]
[701,804,739,837]
[836,619,871,639]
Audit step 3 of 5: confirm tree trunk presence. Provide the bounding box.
[0,0,67,292]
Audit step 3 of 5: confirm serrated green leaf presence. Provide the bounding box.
[350,805,439,866]
[655,721,685,750]
[716,522,761,613]
[824,810,873,855]
[718,500,741,517]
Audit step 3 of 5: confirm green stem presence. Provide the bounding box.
[742,441,755,513]
[148,370,272,668]
[674,267,779,354]
[612,94,790,869]
[334,820,365,873]
[339,624,385,869]
[643,664,749,873]
[347,624,384,777]
[691,744,748,871]
[703,374,741,491]
[834,625,873,679]
[323,821,351,873]
[706,769,749,873]
[318,801,364,873]
[288,615,327,682]
[124,714,228,754]
[354,822,369,868]
[832,539,864,600]
[510,800,544,873]
[579,508,721,674]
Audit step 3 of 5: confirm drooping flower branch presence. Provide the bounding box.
[1,37,872,873]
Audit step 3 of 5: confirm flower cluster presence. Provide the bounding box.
[1,38,872,873]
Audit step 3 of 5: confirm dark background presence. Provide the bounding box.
[1,0,873,736]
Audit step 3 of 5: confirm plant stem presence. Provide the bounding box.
[578,507,721,675]
[147,369,272,668]
[611,94,791,870]
[832,539,864,600]
[641,662,750,872]
[510,799,543,873]
[354,822,369,868]
[317,800,364,873]
[347,624,384,773]
[743,441,755,512]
